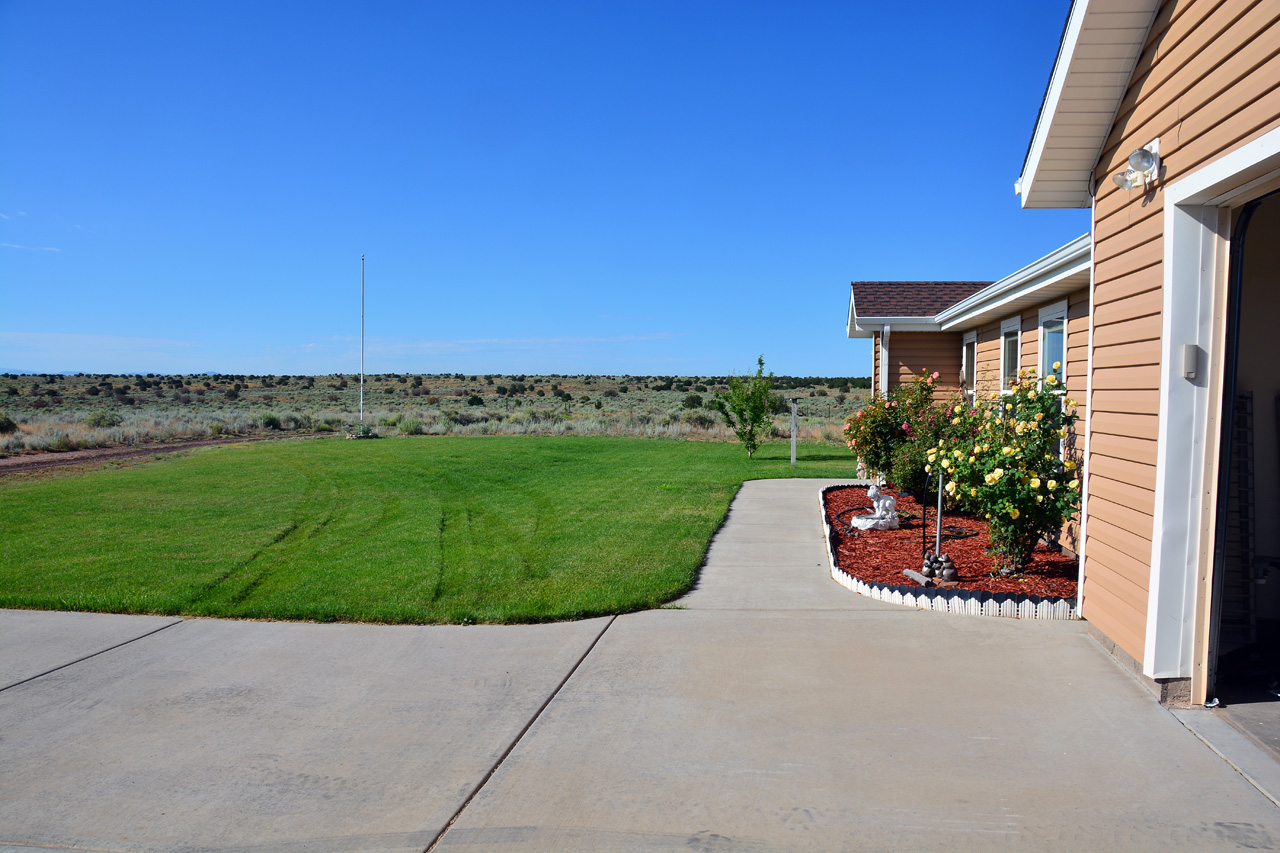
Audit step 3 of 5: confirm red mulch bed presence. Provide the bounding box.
[823,485,1077,600]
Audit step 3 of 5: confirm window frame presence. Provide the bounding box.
[1038,300,1068,390]
[999,317,1021,394]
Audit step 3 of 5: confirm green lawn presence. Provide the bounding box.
[0,436,856,623]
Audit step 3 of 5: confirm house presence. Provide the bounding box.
[851,0,1280,706]
[845,281,990,398]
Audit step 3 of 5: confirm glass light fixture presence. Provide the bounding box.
[1112,144,1160,191]
[1129,147,1157,173]
[1112,169,1139,190]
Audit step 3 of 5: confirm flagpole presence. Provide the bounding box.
[360,254,365,426]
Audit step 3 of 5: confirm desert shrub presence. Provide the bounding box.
[682,393,703,409]
[315,423,334,433]
[681,410,716,429]
[379,414,401,426]
[400,418,424,435]
[0,413,16,434]
[942,368,1082,573]
[225,390,239,401]
[259,413,282,430]
[85,410,123,428]
[467,394,484,407]
[86,386,100,396]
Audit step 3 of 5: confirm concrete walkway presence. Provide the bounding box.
[3,479,1280,851]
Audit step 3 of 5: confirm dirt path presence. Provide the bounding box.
[0,435,316,476]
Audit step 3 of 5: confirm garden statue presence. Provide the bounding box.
[850,483,900,530]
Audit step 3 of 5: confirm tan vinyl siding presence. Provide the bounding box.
[886,331,963,400]
[872,333,881,396]
[1082,0,1280,664]
[973,323,1002,397]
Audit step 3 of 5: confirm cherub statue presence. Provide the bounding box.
[849,482,900,530]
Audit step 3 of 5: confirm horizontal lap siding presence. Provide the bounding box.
[873,333,881,396]
[974,323,1002,398]
[1082,0,1280,665]
[888,331,963,400]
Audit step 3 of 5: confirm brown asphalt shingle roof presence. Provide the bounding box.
[850,281,992,319]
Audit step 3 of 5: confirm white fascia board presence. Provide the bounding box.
[851,318,942,335]
[1019,0,1090,207]
[1017,0,1160,209]
[936,234,1091,330]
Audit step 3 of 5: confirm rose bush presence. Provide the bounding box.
[844,370,945,495]
[934,365,1081,574]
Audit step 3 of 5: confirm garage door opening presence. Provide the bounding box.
[1211,191,1280,724]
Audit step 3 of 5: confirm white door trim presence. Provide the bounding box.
[1145,126,1280,679]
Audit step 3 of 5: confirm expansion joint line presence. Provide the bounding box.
[424,614,618,853]
[0,618,184,694]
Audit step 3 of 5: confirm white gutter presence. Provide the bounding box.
[936,235,1091,330]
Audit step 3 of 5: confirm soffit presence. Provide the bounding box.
[1017,0,1161,209]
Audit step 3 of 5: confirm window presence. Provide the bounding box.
[1038,300,1067,386]
[961,331,977,403]
[999,317,1021,392]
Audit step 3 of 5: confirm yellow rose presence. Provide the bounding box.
[1035,413,1044,422]
[945,481,956,494]
[1047,479,1057,490]
[1030,477,1041,489]
[940,458,951,469]
[1045,375,1058,386]
[1065,398,1078,409]
[924,464,931,473]
[951,417,960,425]
[970,487,978,497]
[1036,495,1044,503]
[968,456,975,463]
[1069,479,1079,490]
[1053,361,1062,371]
[1058,427,1069,439]
[1003,446,1014,456]
[1028,390,1037,400]
[1064,461,1076,470]
[1009,508,1020,519]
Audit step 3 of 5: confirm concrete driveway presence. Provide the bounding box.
[3,479,1279,851]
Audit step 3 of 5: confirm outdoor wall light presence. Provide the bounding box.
[1112,140,1161,190]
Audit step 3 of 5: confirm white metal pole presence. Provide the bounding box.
[360,254,365,426]
[790,400,797,467]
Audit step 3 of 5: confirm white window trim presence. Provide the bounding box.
[1038,299,1068,388]
[999,317,1021,394]
[961,330,977,402]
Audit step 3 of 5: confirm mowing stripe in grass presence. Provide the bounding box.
[1,436,858,623]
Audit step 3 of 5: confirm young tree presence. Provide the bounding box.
[713,355,775,458]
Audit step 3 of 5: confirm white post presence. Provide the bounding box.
[790,400,798,467]
[359,254,365,427]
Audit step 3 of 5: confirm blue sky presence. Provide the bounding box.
[0,1,1088,377]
